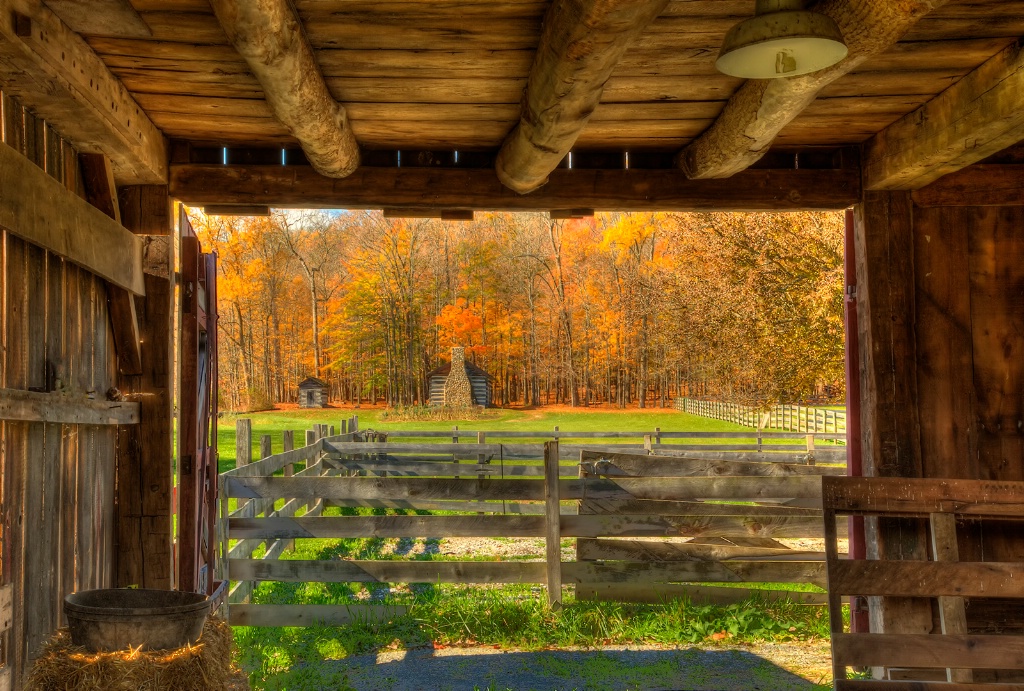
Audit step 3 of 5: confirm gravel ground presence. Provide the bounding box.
[316,641,833,690]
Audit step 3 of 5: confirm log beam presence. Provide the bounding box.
[495,0,668,194]
[864,39,1024,190]
[169,163,861,212]
[0,139,146,294]
[0,0,167,184]
[678,0,948,180]
[208,0,360,178]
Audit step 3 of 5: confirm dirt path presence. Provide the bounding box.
[312,641,833,690]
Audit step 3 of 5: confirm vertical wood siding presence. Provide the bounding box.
[0,90,119,690]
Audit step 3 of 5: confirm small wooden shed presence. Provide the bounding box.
[297,377,329,408]
[427,360,492,407]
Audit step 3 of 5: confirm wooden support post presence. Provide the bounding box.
[806,435,816,465]
[236,419,252,468]
[259,434,271,461]
[643,434,653,454]
[452,425,459,479]
[477,432,486,516]
[330,425,335,437]
[544,440,562,609]
[655,427,661,446]
[341,419,348,436]
[281,431,296,551]
[114,189,173,591]
[930,512,972,683]
[305,429,316,448]
[351,415,358,433]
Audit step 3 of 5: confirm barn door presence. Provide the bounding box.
[177,210,220,594]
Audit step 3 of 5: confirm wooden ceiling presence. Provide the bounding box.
[82,0,1024,152]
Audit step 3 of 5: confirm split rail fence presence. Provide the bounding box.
[675,397,847,435]
[824,476,1024,689]
[218,423,848,626]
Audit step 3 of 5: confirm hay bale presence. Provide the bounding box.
[26,615,248,691]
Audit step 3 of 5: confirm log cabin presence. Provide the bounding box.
[0,0,1023,688]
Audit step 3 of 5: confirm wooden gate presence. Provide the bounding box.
[178,210,220,596]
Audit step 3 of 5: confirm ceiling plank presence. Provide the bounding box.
[495,0,669,193]
[208,0,360,178]
[677,0,950,180]
[0,0,167,184]
[169,163,861,212]
[863,39,1024,191]
[44,0,152,38]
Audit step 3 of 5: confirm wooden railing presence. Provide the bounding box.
[218,424,848,625]
[675,398,847,435]
[824,477,1024,689]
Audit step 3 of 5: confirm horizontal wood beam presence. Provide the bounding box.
[170,164,861,212]
[678,0,948,180]
[0,141,146,294]
[43,0,151,38]
[208,0,359,178]
[0,388,140,425]
[911,165,1024,207]
[495,0,668,193]
[0,0,166,184]
[864,39,1024,190]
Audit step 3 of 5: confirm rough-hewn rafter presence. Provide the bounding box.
[0,0,167,184]
[169,163,861,212]
[495,0,669,194]
[864,39,1024,191]
[678,0,948,180]
[208,0,360,178]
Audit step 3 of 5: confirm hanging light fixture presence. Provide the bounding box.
[716,0,848,79]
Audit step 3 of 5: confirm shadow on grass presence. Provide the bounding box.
[281,646,831,691]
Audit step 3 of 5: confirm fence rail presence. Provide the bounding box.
[675,398,847,435]
[218,419,846,625]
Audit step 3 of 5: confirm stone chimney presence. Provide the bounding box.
[443,346,474,407]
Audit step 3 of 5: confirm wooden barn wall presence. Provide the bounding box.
[0,91,119,687]
[856,183,1024,634]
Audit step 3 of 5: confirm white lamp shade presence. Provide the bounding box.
[716,10,848,79]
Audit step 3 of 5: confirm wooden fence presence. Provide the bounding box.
[675,398,847,435]
[219,423,848,625]
[824,477,1024,689]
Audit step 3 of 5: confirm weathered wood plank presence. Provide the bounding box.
[45,0,153,38]
[822,477,1024,517]
[230,515,545,539]
[0,584,11,633]
[577,498,822,517]
[912,165,1024,207]
[224,441,321,477]
[864,39,1024,190]
[562,560,826,586]
[835,682,1022,691]
[229,604,408,627]
[225,475,825,502]
[829,559,1024,598]
[930,512,972,683]
[543,441,562,607]
[0,0,166,183]
[230,559,546,584]
[169,164,861,213]
[0,387,138,425]
[576,538,825,563]
[0,141,146,294]
[575,582,827,605]
[579,451,842,477]
[832,633,1024,670]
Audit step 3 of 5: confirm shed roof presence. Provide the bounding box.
[427,360,492,381]
[2,1,1022,211]
[297,376,329,389]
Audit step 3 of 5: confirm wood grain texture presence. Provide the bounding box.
[0,141,146,294]
[169,164,861,212]
[864,39,1024,190]
[229,603,408,627]
[822,477,1024,517]
[832,633,1024,670]
[208,0,359,177]
[495,0,668,193]
[44,0,153,38]
[0,0,166,184]
[0,387,138,425]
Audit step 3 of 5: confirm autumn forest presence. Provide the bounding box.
[192,210,846,412]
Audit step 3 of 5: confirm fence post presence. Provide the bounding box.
[330,425,336,437]
[477,432,486,515]
[236,419,252,468]
[544,440,562,609]
[282,431,296,552]
[452,425,459,479]
[341,419,348,436]
[351,415,359,433]
[643,434,652,454]
[806,434,816,465]
[655,427,661,446]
